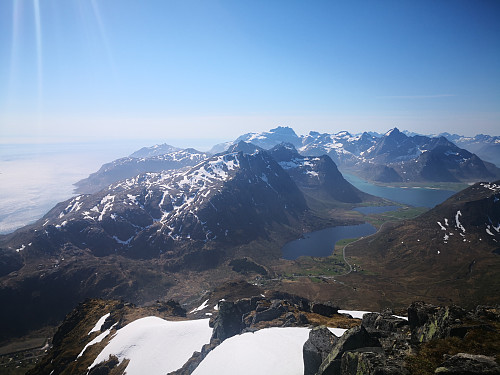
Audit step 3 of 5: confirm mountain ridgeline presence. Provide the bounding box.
[213,126,500,183]
[75,127,500,194]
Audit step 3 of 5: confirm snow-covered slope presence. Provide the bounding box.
[89,317,212,375]
[192,327,310,375]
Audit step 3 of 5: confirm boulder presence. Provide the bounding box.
[362,313,409,334]
[252,305,285,324]
[435,353,500,374]
[317,325,381,375]
[341,350,394,375]
[408,302,465,343]
[311,302,338,317]
[303,327,338,375]
[211,301,242,341]
[473,306,500,322]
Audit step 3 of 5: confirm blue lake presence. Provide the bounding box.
[282,223,376,260]
[343,173,456,208]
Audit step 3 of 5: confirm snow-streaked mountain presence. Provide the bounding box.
[347,179,500,307]
[10,150,308,261]
[74,149,210,194]
[211,126,302,152]
[213,127,500,183]
[130,143,181,158]
[439,133,500,167]
[268,143,368,203]
[79,127,499,194]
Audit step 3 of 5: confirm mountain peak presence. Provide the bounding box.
[226,141,263,155]
[269,126,297,136]
[384,127,402,137]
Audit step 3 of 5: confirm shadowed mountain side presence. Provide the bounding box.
[342,180,500,309]
[268,143,378,204]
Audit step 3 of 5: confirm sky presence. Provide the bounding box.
[0,0,499,148]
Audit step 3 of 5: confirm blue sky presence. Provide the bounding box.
[0,0,499,146]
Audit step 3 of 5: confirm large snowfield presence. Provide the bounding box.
[89,317,212,375]
[192,327,311,375]
[89,310,391,374]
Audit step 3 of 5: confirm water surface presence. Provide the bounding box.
[343,173,455,208]
[282,223,376,260]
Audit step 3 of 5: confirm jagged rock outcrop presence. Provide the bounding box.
[408,301,466,343]
[435,353,500,374]
[303,327,338,375]
[316,325,381,374]
[308,302,499,375]
[210,296,357,343]
[311,302,338,317]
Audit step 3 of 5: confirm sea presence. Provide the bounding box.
[0,141,148,234]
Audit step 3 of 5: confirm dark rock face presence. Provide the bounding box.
[269,143,366,203]
[408,301,466,343]
[87,356,120,375]
[0,248,23,277]
[310,302,499,375]
[211,300,253,341]
[311,302,339,318]
[210,294,344,343]
[341,350,392,375]
[317,325,381,375]
[435,353,500,374]
[303,327,338,375]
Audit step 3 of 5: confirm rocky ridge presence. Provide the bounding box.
[25,296,500,375]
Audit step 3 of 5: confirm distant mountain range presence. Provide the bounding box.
[74,127,499,194]
[213,126,500,183]
[437,133,500,167]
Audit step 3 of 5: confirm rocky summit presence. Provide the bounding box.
[24,296,500,375]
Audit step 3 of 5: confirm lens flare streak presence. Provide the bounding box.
[33,0,43,117]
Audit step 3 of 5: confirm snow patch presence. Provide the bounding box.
[338,310,372,319]
[79,323,117,358]
[455,211,465,233]
[90,317,212,375]
[89,313,111,335]
[192,327,310,375]
[327,328,347,337]
[189,299,209,314]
